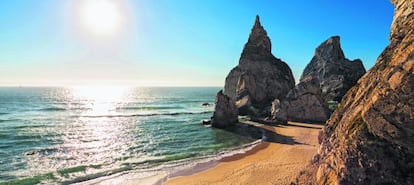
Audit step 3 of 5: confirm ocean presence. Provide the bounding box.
[0,87,256,184]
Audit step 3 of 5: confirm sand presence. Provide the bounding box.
[163,122,323,185]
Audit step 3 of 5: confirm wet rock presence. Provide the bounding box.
[201,102,211,106]
[202,119,211,125]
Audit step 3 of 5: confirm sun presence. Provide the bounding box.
[79,0,123,36]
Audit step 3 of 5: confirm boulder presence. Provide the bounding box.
[224,15,295,116]
[211,90,238,128]
[275,78,328,123]
[297,0,414,184]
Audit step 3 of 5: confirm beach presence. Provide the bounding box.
[163,121,323,185]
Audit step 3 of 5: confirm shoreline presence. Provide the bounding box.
[75,139,263,185]
[164,121,323,185]
[76,121,322,185]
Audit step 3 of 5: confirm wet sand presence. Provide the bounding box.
[163,122,323,185]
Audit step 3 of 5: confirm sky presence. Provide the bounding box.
[0,0,394,87]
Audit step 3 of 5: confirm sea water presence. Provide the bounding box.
[0,87,255,184]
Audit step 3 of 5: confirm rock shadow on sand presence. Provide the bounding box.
[222,122,303,145]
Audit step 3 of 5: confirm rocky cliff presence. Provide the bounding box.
[273,36,366,123]
[224,15,295,116]
[297,0,414,184]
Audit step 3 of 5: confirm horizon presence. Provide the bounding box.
[0,84,222,88]
[0,0,394,87]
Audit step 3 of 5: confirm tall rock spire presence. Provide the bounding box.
[314,36,345,61]
[222,15,295,116]
[301,36,366,92]
[241,15,273,61]
[273,36,366,124]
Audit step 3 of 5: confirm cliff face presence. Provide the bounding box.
[224,16,295,116]
[297,0,414,184]
[301,36,365,103]
[274,36,366,123]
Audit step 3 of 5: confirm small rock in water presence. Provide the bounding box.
[26,150,36,155]
[202,119,211,125]
[201,103,211,106]
[211,90,238,128]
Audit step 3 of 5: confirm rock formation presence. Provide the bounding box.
[297,0,414,184]
[273,36,366,123]
[211,90,238,128]
[224,15,295,116]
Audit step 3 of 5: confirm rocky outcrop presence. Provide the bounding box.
[224,15,295,116]
[273,78,328,123]
[211,90,238,128]
[297,0,414,184]
[302,36,366,103]
[273,36,366,123]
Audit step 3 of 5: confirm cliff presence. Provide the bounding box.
[297,0,414,184]
[273,36,366,123]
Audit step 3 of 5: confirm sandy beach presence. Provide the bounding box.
[164,121,323,185]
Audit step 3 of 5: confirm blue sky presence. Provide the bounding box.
[0,0,394,86]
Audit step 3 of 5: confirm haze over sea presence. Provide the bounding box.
[0,87,254,184]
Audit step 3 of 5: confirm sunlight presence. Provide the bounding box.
[79,0,123,36]
[72,86,129,115]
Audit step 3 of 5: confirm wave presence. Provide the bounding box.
[38,107,92,112]
[77,111,213,118]
[117,106,184,110]
[0,119,20,123]
[39,107,67,111]
[0,112,9,115]
[3,137,259,185]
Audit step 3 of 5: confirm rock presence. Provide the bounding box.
[270,99,281,118]
[297,0,414,184]
[26,150,36,156]
[302,36,366,103]
[275,78,327,123]
[224,15,295,116]
[202,119,211,125]
[201,102,211,106]
[274,36,366,123]
[235,94,252,115]
[211,90,238,128]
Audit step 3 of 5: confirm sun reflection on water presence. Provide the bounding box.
[58,86,133,172]
[71,86,130,116]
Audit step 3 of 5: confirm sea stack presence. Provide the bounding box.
[224,15,295,116]
[273,36,366,123]
[297,0,414,184]
[211,90,238,128]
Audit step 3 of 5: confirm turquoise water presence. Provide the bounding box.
[0,87,254,184]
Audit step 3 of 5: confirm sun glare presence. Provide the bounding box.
[72,86,130,115]
[79,0,123,36]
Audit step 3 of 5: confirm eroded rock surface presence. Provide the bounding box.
[274,36,366,123]
[224,15,295,116]
[297,0,414,184]
[211,90,238,128]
